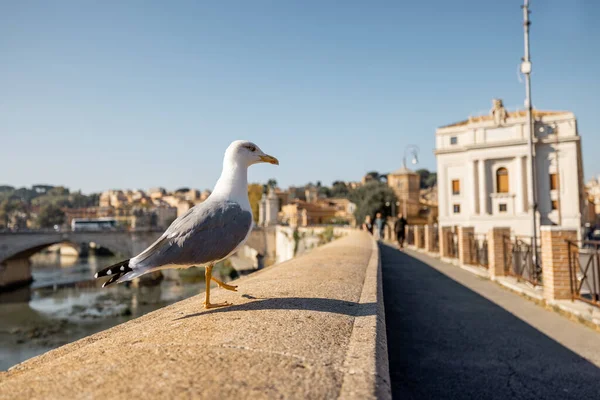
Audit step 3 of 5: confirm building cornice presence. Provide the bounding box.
[436,112,576,135]
[434,135,580,155]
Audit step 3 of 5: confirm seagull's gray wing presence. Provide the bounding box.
[132,200,253,269]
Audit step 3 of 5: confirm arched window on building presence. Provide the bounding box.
[496,167,509,193]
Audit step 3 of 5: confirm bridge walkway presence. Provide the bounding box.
[381,243,600,400]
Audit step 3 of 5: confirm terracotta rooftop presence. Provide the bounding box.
[439,109,569,129]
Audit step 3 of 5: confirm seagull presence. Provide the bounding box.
[94,140,279,309]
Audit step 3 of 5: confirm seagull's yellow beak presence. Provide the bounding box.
[260,154,279,165]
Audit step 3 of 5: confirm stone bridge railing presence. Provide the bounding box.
[0,232,391,399]
[0,228,277,290]
[0,230,164,264]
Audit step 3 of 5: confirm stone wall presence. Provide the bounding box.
[0,232,390,399]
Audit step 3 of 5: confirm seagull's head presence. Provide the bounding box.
[225,140,279,168]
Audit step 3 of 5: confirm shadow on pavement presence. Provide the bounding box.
[175,297,376,320]
[380,243,600,400]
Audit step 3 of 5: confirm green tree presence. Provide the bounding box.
[12,187,38,203]
[267,179,277,189]
[348,181,397,225]
[31,194,70,208]
[425,172,437,188]
[364,171,381,182]
[69,192,100,208]
[318,186,331,198]
[330,181,350,198]
[415,169,437,189]
[32,184,54,193]
[416,169,430,189]
[0,199,26,228]
[48,186,69,196]
[36,204,65,228]
[85,193,100,207]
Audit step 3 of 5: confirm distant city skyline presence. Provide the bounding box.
[1,1,599,193]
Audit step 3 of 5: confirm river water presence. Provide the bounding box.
[0,252,230,371]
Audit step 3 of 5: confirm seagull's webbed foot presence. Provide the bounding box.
[203,301,232,309]
[211,276,238,292]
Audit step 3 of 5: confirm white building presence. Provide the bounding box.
[258,187,279,227]
[435,99,585,239]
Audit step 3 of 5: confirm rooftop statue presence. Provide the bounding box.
[490,98,508,126]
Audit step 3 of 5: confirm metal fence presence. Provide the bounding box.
[446,229,458,259]
[503,236,542,286]
[568,241,600,307]
[417,226,425,248]
[467,233,488,268]
[406,226,415,246]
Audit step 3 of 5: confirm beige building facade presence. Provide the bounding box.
[436,100,585,238]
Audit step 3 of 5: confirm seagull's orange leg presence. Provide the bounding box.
[204,264,231,309]
[211,276,238,291]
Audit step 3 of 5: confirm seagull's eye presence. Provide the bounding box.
[245,145,257,152]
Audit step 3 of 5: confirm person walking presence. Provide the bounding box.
[374,212,386,241]
[394,213,408,249]
[362,215,374,235]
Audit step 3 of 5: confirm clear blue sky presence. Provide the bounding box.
[1,0,598,193]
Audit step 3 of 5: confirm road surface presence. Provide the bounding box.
[381,244,600,400]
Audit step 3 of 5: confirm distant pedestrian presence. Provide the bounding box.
[374,212,385,240]
[394,213,408,249]
[362,215,374,235]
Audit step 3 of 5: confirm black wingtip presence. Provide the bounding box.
[95,259,132,287]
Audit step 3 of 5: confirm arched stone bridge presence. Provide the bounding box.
[0,227,277,265]
[0,228,276,290]
[0,230,164,264]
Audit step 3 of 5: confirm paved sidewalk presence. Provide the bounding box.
[381,244,600,400]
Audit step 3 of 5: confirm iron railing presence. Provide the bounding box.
[432,225,439,253]
[446,229,458,259]
[406,226,415,246]
[417,226,425,249]
[467,233,488,268]
[503,236,542,286]
[568,241,600,307]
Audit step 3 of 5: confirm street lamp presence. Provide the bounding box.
[403,145,420,169]
[521,0,539,268]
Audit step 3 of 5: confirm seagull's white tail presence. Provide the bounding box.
[94,259,132,287]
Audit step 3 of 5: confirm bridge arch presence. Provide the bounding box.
[0,231,165,265]
[4,241,85,262]
[0,229,269,266]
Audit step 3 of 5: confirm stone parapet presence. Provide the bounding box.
[0,232,391,400]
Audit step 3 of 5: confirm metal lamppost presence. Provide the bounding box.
[521,0,539,265]
[402,145,420,217]
[403,145,420,169]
